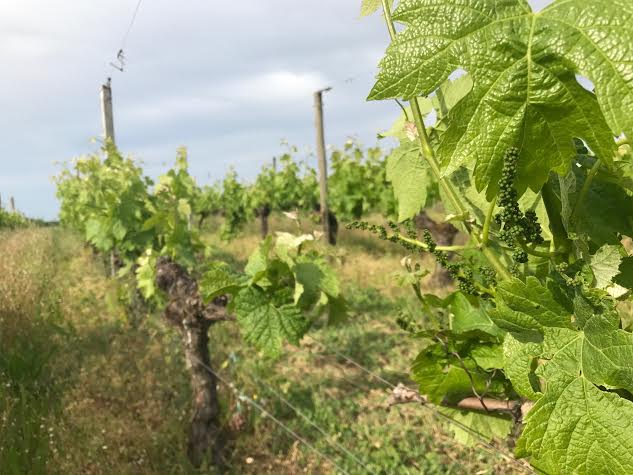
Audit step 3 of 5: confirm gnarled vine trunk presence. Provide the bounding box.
[258,204,271,238]
[327,210,339,245]
[155,257,230,468]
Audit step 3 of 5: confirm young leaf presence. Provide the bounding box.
[590,245,623,290]
[386,141,429,221]
[200,263,241,302]
[245,236,272,279]
[293,256,339,307]
[233,287,309,356]
[360,0,387,17]
[135,249,158,300]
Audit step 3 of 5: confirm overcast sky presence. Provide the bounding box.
[1,0,551,220]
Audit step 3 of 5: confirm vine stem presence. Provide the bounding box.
[571,158,601,220]
[541,181,571,257]
[481,198,496,245]
[396,234,476,252]
[518,241,560,259]
[379,0,511,281]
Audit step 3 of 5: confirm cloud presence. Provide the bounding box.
[228,71,328,103]
[0,1,405,218]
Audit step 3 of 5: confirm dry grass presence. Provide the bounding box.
[0,229,55,335]
[1,229,194,475]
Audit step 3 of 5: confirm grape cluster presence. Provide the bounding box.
[554,262,584,287]
[346,220,419,252]
[348,221,489,296]
[403,219,417,239]
[479,266,497,287]
[555,262,569,273]
[494,147,544,265]
[509,262,521,277]
[423,230,478,295]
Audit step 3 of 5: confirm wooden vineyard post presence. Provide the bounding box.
[9,196,15,213]
[100,78,116,145]
[100,78,117,275]
[314,88,334,244]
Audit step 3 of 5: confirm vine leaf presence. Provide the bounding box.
[412,341,500,405]
[505,312,633,471]
[470,344,503,371]
[412,348,477,404]
[449,292,503,338]
[293,256,339,307]
[502,333,542,400]
[368,0,631,197]
[360,0,391,17]
[516,377,633,475]
[569,160,633,247]
[85,218,114,251]
[244,235,273,282]
[233,287,309,357]
[537,316,633,394]
[492,277,573,332]
[386,142,430,221]
[135,249,158,300]
[589,245,623,290]
[200,262,241,302]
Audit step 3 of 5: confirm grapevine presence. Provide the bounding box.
[363,0,633,472]
[54,143,346,467]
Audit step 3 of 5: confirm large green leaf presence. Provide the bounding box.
[501,307,633,471]
[502,332,541,400]
[386,141,430,221]
[517,377,633,474]
[369,0,629,196]
[233,287,309,356]
[537,316,633,393]
[494,277,574,331]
